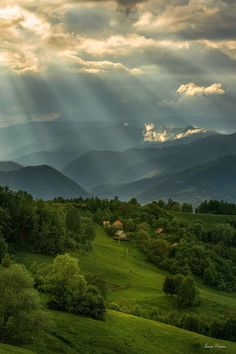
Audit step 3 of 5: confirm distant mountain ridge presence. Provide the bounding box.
[63,132,236,189]
[0,165,89,200]
[0,161,23,171]
[138,155,236,204]
[93,155,236,204]
[0,119,234,203]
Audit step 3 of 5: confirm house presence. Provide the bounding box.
[113,220,123,228]
[103,221,110,227]
[113,230,127,241]
[155,227,164,235]
[171,242,179,248]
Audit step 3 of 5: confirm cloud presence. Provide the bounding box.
[61,50,142,74]
[134,1,236,41]
[116,0,147,14]
[143,123,207,142]
[177,82,225,97]
[0,0,235,76]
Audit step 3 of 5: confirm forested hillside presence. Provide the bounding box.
[0,188,235,353]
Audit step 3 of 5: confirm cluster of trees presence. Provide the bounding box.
[0,253,106,346]
[196,200,236,215]
[161,311,236,342]
[85,196,236,292]
[35,254,106,320]
[135,220,236,292]
[163,275,199,308]
[0,187,95,257]
[157,199,193,213]
[0,263,52,344]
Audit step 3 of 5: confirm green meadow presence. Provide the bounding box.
[13,223,236,354]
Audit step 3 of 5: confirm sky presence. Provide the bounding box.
[0,0,236,132]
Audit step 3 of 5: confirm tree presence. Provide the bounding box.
[76,285,106,320]
[163,276,176,296]
[203,263,217,286]
[44,254,106,319]
[0,235,8,262]
[86,273,107,297]
[32,202,66,254]
[44,253,87,310]
[0,264,51,344]
[181,203,193,213]
[65,207,81,234]
[177,276,199,308]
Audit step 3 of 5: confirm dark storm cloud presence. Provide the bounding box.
[134,0,236,41]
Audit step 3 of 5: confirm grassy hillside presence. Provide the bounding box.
[171,211,236,227]
[0,343,35,354]
[24,310,236,354]
[14,225,236,354]
[16,226,236,315]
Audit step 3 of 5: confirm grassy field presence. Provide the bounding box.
[13,225,236,354]
[0,343,36,354]
[171,211,236,227]
[16,226,236,315]
[2,310,236,354]
[24,310,236,354]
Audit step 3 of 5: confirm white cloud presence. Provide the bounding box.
[143,123,207,142]
[61,50,142,74]
[177,82,225,96]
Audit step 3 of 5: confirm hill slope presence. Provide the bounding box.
[138,155,236,204]
[62,148,161,187]
[0,161,22,171]
[0,344,35,354]
[27,310,236,354]
[13,225,236,353]
[64,132,236,190]
[0,165,89,200]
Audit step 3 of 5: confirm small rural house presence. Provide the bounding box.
[171,242,179,248]
[113,220,123,228]
[103,221,111,227]
[113,230,127,241]
[155,227,164,235]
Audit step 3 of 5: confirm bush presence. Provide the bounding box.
[0,264,52,344]
[177,277,199,308]
[76,285,106,320]
[132,305,143,317]
[109,303,121,311]
[43,254,106,320]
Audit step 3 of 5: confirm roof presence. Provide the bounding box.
[113,220,123,227]
[113,230,127,240]
[155,227,164,234]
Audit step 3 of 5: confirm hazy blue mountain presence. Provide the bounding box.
[0,121,142,161]
[15,151,75,170]
[1,120,217,168]
[117,132,236,183]
[62,148,162,187]
[0,161,23,171]
[93,155,236,204]
[0,165,89,200]
[138,155,236,204]
[63,132,236,189]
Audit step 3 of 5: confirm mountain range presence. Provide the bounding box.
[0,120,235,203]
[0,165,89,200]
